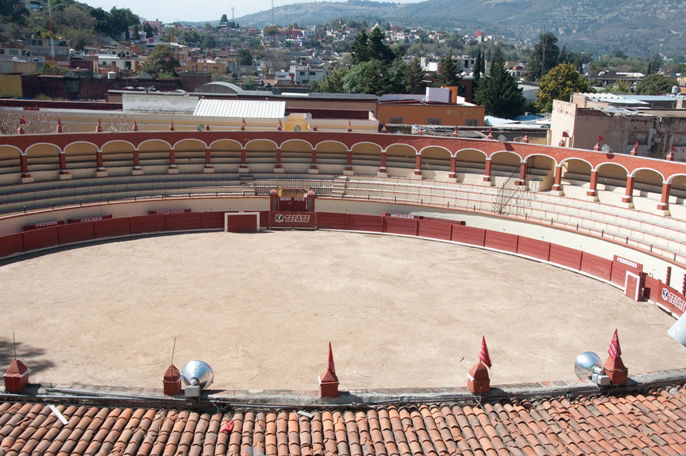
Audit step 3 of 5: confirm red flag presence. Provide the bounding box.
[608,329,621,359]
[479,336,492,368]
[598,135,605,142]
[562,131,569,138]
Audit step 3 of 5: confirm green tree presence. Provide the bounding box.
[525,32,560,81]
[220,14,229,25]
[0,0,28,25]
[473,49,483,87]
[351,29,369,64]
[403,58,425,94]
[108,7,140,40]
[535,63,591,112]
[343,60,392,95]
[368,27,395,63]
[475,57,526,119]
[636,73,677,95]
[237,49,253,66]
[143,22,155,38]
[141,45,179,78]
[312,67,348,93]
[437,52,462,86]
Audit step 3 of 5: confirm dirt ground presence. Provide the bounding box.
[0,230,683,391]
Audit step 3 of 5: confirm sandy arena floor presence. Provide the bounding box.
[0,230,683,391]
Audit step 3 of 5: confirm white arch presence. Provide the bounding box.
[455,147,488,160]
[173,138,209,150]
[630,167,665,182]
[209,138,243,150]
[594,161,630,174]
[98,139,136,151]
[280,138,315,150]
[351,141,383,152]
[384,142,418,155]
[244,138,279,150]
[418,145,452,157]
[490,149,524,162]
[314,139,350,151]
[0,145,26,156]
[25,142,63,155]
[559,156,593,170]
[667,173,686,184]
[524,153,558,167]
[137,138,173,151]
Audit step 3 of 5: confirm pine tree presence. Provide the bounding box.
[473,49,483,87]
[368,27,395,64]
[438,52,462,86]
[525,32,560,81]
[475,57,526,119]
[351,30,370,64]
[403,58,425,94]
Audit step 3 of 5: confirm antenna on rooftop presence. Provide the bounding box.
[231,6,235,26]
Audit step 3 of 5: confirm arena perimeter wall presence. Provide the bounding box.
[0,208,683,318]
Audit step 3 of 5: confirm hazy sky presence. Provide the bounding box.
[84,0,422,23]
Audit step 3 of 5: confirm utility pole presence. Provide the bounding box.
[231,6,235,27]
[271,0,275,25]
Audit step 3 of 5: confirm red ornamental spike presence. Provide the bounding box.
[381,124,387,133]
[320,342,338,382]
[205,123,210,131]
[132,121,138,132]
[277,120,282,131]
[241,118,246,131]
[453,126,459,137]
[95,120,103,132]
[418,125,423,135]
[630,140,638,156]
[487,128,493,140]
[522,135,529,143]
[169,120,175,131]
[608,329,622,360]
[667,146,676,161]
[348,120,352,132]
[479,336,492,368]
[56,119,63,133]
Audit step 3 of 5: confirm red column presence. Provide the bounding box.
[414,153,422,175]
[275,148,282,169]
[346,149,353,171]
[310,148,317,169]
[204,148,212,167]
[449,155,457,178]
[96,149,104,170]
[658,182,671,211]
[58,152,67,174]
[133,148,140,169]
[587,170,598,196]
[379,151,387,173]
[622,176,634,203]
[516,161,527,185]
[240,147,247,168]
[483,159,492,182]
[20,154,29,177]
[552,165,562,191]
[169,148,176,168]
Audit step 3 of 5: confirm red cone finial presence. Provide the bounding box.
[205,123,210,131]
[667,146,676,161]
[132,120,138,132]
[418,125,423,135]
[277,119,282,131]
[56,119,63,133]
[321,342,338,382]
[608,328,621,360]
[169,120,175,131]
[95,119,103,132]
[241,118,246,131]
[479,336,492,368]
[381,124,387,133]
[453,126,459,137]
[487,128,494,140]
[347,120,352,132]
[630,140,638,156]
[522,135,529,143]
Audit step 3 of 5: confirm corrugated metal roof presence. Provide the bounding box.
[193,99,285,118]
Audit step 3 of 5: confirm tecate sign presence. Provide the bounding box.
[275,213,311,223]
[662,287,686,312]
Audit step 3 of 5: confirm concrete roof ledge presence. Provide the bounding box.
[2,368,686,410]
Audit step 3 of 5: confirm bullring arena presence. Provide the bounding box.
[1,127,686,455]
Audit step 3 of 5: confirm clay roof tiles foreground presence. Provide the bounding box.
[0,385,685,456]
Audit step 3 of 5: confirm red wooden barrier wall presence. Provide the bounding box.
[451,225,486,246]
[201,212,225,229]
[347,214,384,232]
[22,227,59,251]
[58,222,95,245]
[417,220,452,240]
[383,216,418,236]
[610,255,643,286]
[0,233,23,257]
[484,231,518,253]
[130,214,165,234]
[318,212,348,230]
[516,237,551,260]
[227,214,260,232]
[165,212,204,231]
[580,253,613,282]
[549,244,583,270]
[93,217,131,238]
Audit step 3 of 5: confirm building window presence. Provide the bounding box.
[389,117,403,124]
[427,118,441,125]
[465,119,478,126]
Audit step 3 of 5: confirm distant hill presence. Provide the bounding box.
[237,0,686,57]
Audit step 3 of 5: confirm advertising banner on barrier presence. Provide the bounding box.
[657,285,686,316]
[268,211,317,229]
[67,214,112,224]
[23,219,64,231]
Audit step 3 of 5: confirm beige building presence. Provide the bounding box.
[551,94,686,160]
